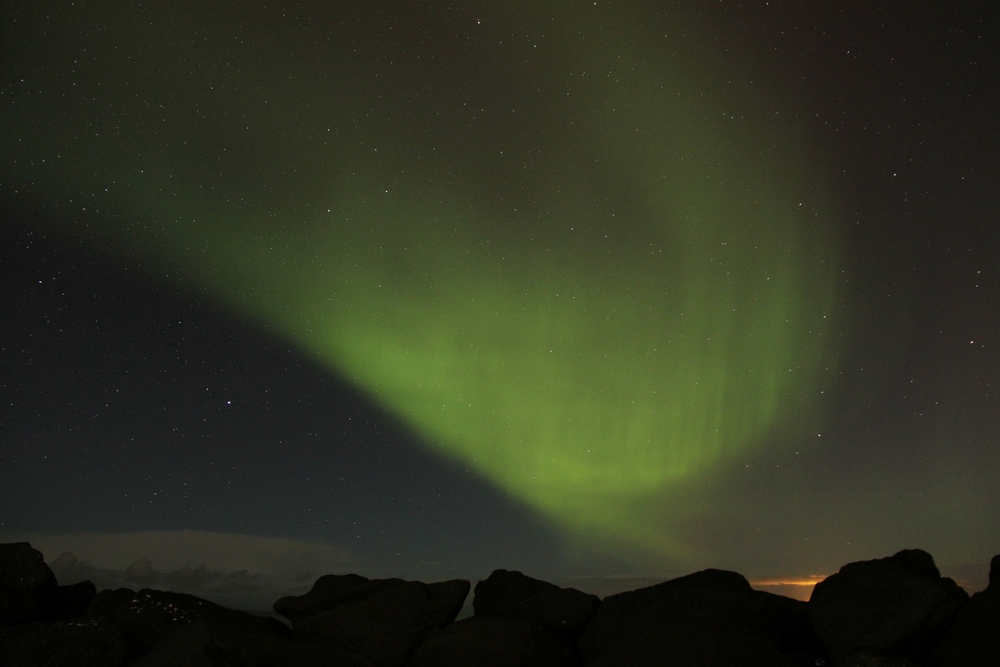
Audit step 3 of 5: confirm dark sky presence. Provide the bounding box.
[1,1,997,605]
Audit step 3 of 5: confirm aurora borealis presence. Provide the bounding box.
[2,1,998,597]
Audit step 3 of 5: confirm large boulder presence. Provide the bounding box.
[0,616,126,667]
[89,587,290,662]
[577,568,796,667]
[749,589,823,661]
[933,553,1000,667]
[473,569,600,639]
[87,587,137,620]
[274,574,400,625]
[835,655,921,667]
[131,617,375,667]
[426,580,473,629]
[0,542,58,626]
[51,580,98,620]
[284,576,470,667]
[808,549,968,663]
[406,616,577,667]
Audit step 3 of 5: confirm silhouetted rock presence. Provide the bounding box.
[473,569,600,639]
[132,617,375,667]
[0,616,126,667]
[88,587,291,662]
[836,655,920,667]
[284,576,469,667]
[665,568,756,594]
[0,542,58,626]
[933,553,1000,667]
[750,589,824,661]
[809,549,968,663]
[274,574,398,625]
[51,580,98,620]
[6,542,1000,666]
[577,568,796,666]
[406,616,577,667]
[87,587,137,620]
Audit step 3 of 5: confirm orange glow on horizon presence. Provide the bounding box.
[749,575,828,601]
[750,575,828,587]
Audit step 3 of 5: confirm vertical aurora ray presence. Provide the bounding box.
[1,1,841,562]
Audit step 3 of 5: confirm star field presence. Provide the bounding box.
[1,1,997,594]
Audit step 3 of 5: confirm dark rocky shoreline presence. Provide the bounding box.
[2,542,997,666]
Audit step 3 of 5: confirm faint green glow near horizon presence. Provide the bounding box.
[6,2,841,562]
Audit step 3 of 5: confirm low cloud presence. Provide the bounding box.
[48,551,99,583]
[1,530,357,610]
[165,562,221,590]
[214,570,263,595]
[125,556,159,586]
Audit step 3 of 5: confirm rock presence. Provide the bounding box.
[750,589,824,661]
[87,587,137,620]
[292,578,470,667]
[808,549,968,663]
[835,655,920,667]
[9,543,1000,666]
[473,569,600,638]
[661,568,756,594]
[577,568,796,666]
[90,587,291,662]
[51,580,98,620]
[426,579,473,629]
[274,574,400,625]
[131,617,375,667]
[933,553,1000,667]
[0,542,58,626]
[0,616,126,667]
[406,616,577,667]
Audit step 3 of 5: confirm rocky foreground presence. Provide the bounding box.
[2,543,998,666]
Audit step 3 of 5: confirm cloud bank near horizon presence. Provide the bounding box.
[0,530,359,610]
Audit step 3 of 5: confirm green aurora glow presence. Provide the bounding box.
[3,2,841,562]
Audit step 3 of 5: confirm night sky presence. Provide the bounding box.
[2,1,997,607]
